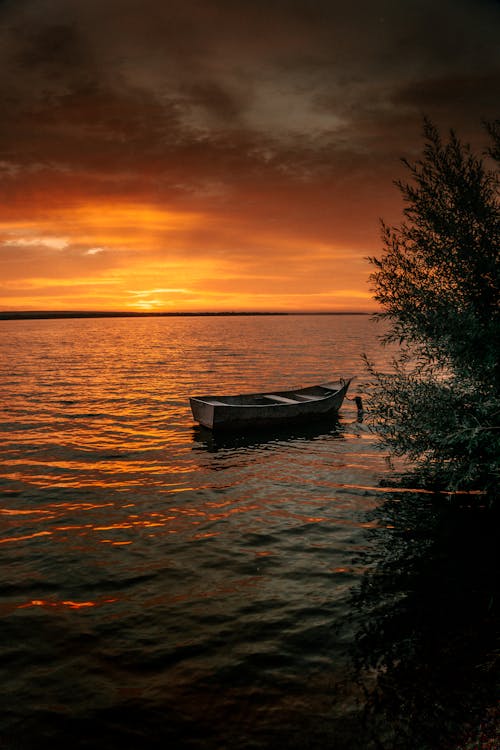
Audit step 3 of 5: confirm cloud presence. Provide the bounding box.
[1,0,497,193]
[3,235,69,250]
[0,0,498,311]
[128,287,190,296]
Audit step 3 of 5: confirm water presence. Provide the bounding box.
[1,315,493,749]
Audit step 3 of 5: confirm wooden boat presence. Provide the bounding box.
[190,378,351,431]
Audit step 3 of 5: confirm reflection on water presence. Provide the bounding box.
[0,315,494,749]
[192,417,345,451]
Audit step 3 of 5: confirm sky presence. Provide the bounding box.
[0,0,499,313]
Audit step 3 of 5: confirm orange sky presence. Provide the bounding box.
[0,197,387,312]
[0,0,498,312]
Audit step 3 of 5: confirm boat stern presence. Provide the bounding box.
[189,398,216,429]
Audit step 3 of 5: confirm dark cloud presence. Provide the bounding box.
[0,0,498,300]
[15,23,86,71]
[180,80,249,125]
[394,73,500,131]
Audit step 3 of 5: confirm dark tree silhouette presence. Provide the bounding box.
[366,119,500,500]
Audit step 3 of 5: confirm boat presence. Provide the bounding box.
[190,378,351,431]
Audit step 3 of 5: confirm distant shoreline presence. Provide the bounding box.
[0,311,372,321]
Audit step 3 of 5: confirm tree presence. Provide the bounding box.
[366,119,500,501]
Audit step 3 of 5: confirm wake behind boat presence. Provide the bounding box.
[190,378,351,431]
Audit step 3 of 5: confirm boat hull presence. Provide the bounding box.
[190,379,351,431]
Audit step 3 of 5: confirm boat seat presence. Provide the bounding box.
[263,394,298,404]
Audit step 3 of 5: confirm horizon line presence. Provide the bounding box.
[0,310,374,321]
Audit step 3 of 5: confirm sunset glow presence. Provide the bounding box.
[1,199,375,311]
[0,0,498,313]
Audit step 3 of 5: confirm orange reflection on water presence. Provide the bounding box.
[336,484,485,497]
[192,531,219,539]
[93,520,165,531]
[0,508,54,516]
[54,524,94,531]
[99,539,133,546]
[51,502,115,512]
[0,530,52,544]
[19,600,94,609]
[16,597,119,611]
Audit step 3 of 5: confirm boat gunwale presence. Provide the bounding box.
[190,379,351,409]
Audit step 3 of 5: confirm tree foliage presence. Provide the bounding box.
[367,120,500,500]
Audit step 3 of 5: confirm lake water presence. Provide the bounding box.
[1,315,492,750]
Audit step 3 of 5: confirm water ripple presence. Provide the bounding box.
[0,315,399,748]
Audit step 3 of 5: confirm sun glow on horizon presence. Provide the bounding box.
[0,198,377,313]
